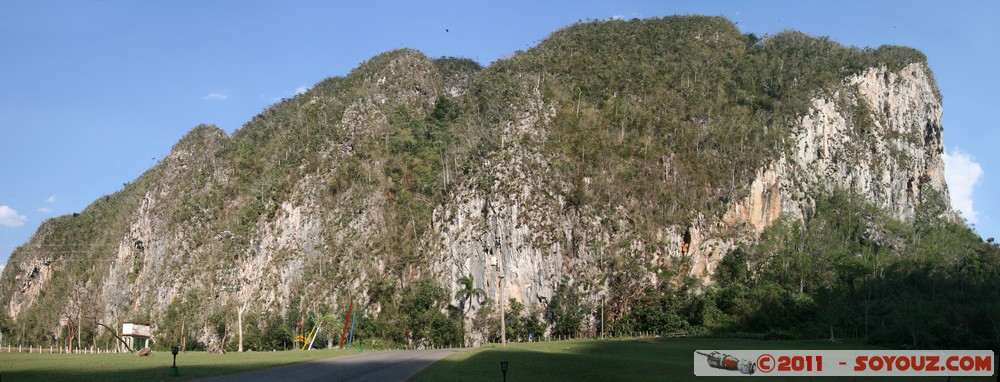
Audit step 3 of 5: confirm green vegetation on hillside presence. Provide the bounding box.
[1,16,991,356]
[487,16,931,229]
[605,189,1000,351]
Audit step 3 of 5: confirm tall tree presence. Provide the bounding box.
[455,275,486,315]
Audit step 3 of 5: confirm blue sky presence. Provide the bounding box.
[1,0,997,267]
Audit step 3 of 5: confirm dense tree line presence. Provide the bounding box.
[608,189,1000,351]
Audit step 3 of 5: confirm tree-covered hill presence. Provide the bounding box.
[1,16,995,353]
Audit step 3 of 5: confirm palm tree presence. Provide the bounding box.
[455,275,486,315]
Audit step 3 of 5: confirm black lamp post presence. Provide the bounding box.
[500,360,509,382]
[170,345,180,376]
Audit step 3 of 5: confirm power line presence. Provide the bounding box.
[6,252,118,256]
[1,244,119,247]
[3,258,121,263]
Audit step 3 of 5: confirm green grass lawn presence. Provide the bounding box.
[411,337,995,382]
[0,347,364,382]
[1,339,993,381]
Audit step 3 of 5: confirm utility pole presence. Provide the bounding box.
[181,318,186,351]
[499,269,506,348]
[496,246,507,347]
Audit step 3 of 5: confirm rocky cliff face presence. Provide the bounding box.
[431,62,952,320]
[0,17,956,345]
[725,63,948,229]
[706,63,950,280]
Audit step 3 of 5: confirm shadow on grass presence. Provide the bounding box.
[195,349,463,382]
[411,338,995,382]
[0,364,260,382]
[0,350,355,382]
[412,339,677,382]
[0,348,463,382]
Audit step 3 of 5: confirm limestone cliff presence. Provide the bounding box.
[431,62,952,326]
[0,17,959,346]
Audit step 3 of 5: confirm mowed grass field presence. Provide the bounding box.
[0,347,363,382]
[0,339,994,381]
[412,337,996,382]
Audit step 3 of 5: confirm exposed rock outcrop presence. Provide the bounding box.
[0,19,958,345]
[433,62,952,323]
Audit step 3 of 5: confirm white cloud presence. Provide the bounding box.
[38,195,56,214]
[0,205,27,227]
[202,92,228,101]
[943,148,983,224]
[261,85,312,103]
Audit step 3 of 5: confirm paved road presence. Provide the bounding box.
[194,348,467,382]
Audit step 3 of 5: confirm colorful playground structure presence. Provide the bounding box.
[294,300,358,351]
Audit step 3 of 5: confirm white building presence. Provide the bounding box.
[122,322,153,350]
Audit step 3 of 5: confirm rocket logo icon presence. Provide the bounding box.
[697,351,756,375]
